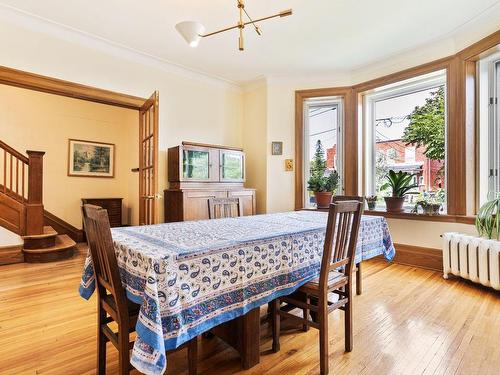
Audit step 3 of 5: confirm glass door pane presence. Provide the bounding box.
[303,97,343,208]
[221,151,244,181]
[182,149,210,180]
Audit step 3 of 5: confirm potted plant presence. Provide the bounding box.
[475,193,500,240]
[365,195,378,210]
[380,170,418,213]
[412,189,444,215]
[307,140,340,208]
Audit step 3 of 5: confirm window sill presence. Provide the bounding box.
[300,208,475,224]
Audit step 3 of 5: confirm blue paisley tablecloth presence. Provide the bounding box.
[79,211,395,375]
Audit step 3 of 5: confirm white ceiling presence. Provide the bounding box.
[1,0,500,84]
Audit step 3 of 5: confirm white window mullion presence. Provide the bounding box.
[495,61,500,194]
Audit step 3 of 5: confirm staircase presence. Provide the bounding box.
[0,140,76,264]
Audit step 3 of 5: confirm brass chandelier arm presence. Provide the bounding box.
[199,9,292,38]
[243,7,262,35]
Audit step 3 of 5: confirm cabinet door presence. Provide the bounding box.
[228,190,256,216]
[181,146,219,182]
[183,190,227,221]
[220,150,245,182]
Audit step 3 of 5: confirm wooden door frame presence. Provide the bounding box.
[139,91,160,225]
[0,65,159,224]
[0,65,146,109]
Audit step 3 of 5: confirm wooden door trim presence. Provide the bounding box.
[0,65,146,110]
[139,91,159,225]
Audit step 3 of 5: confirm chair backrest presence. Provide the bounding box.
[332,195,364,203]
[319,200,363,292]
[208,197,242,219]
[82,204,128,318]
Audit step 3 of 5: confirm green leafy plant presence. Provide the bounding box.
[380,170,418,198]
[412,190,444,215]
[475,193,500,240]
[365,195,378,210]
[307,140,339,193]
[402,87,445,161]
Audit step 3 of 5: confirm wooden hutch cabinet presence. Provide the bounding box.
[164,142,256,222]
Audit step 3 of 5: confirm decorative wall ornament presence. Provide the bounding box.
[271,141,283,155]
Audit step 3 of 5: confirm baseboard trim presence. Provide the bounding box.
[390,243,443,272]
[43,210,83,243]
[0,245,23,265]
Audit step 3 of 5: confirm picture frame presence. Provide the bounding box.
[271,141,283,155]
[68,139,115,178]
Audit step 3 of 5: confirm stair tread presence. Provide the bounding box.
[22,234,76,253]
[22,226,57,240]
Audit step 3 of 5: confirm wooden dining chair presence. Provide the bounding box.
[332,195,364,295]
[82,204,198,375]
[208,197,242,219]
[271,200,363,375]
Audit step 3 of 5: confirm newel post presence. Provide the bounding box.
[25,150,45,235]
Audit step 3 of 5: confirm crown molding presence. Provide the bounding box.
[240,77,267,93]
[0,3,242,92]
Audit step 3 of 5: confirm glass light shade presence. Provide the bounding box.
[175,21,205,48]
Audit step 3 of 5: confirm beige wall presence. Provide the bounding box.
[0,17,244,224]
[242,82,267,213]
[0,84,138,228]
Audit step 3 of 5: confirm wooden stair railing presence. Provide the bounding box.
[0,140,45,236]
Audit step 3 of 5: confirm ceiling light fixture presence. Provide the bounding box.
[175,0,292,51]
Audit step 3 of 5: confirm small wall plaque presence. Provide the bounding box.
[271,141,283,155]
[285,159,294,171]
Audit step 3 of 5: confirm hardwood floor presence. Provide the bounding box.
[0,244,498,375]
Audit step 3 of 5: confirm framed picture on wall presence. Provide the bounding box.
[271,141,283,155]
[68,139,115,178]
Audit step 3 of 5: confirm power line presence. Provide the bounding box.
[309,108,336,118]
[309,127,337,137]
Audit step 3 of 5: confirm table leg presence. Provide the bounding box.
[356,262,363,295]
[241,307,261,369]
[211,307,260,369]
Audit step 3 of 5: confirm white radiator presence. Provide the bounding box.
[442,233,500,290]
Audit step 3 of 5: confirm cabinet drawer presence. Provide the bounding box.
[185,191,227,199]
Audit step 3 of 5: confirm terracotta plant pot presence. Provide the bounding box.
[315,192,333,209]
[384,196,405,213]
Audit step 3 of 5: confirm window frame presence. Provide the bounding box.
[362,71,447,205]
[294,87,354,210]
[487,58,500,195]
[303,96,344,208]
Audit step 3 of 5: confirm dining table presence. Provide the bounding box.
[79,210,395,375]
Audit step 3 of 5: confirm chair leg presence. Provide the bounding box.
[303,295,310,332]
[97,307,107,375]
[187,336,198,375]
[271,299,280,353]
[318,297,329,375]
[118,329,130,375]
[345,281,353,352]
